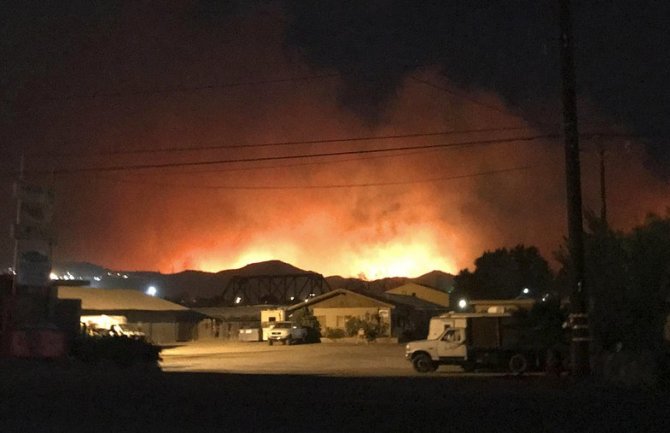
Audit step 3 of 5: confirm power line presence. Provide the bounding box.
[43,125,534,158]
[96,165,535,191]
[87,146,464,177]
[45,134,558,175]
[4,131,640,179]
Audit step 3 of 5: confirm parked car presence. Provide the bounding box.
[267,322,307,345]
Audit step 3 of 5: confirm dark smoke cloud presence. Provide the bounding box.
[282,0,670,172]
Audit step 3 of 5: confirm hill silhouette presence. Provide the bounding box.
[52,260,454,304]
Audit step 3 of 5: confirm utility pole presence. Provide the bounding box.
[599,146,607,225]
[11,154,25,296]
[559,0,590,376]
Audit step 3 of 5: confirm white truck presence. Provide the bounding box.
[405,312,546,374]
[267,321,307,345]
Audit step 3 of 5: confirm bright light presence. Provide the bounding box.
[50,272,58,280]
[234,296,242,304]
[522,288,530,295]
[146,286,158,296]
[458,298,468,309]
[355,244,455,279]
[93,276,101,282]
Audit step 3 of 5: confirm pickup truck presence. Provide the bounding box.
[267,322,307,345]
[405,312,547,374]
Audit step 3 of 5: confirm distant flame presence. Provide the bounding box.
[175,224,456,278]
[350,241,456,279]
[342,225,457,278]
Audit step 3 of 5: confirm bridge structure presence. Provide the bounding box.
[221,272,331,306]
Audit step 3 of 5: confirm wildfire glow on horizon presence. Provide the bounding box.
[8,5,668,280]
[43,69,668,280]
[176,228,459,278]
[38,70,669,280]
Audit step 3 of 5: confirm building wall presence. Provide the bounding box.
[86,310,203,344]
[387,284,450,307]
[312,306,392,336]
[198,319,262,341]
[131,321,174,344]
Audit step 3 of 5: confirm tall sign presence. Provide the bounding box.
[12,182,55,289]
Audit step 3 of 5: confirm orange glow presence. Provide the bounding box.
[192,244,300,274]
[168,223,457,278]
[347,240,457,280]
[46,35,669,280]
[184,242,455,278]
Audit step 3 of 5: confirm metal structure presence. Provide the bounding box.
[221,273,331,306]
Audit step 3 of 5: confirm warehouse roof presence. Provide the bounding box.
[57,286,190,312]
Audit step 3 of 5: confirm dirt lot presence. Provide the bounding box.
[2,341,670,432]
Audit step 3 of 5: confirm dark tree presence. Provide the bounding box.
[454,244,553,300]
[290,307,322,343]
[560,212,670,353]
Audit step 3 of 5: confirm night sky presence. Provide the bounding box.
[1,1,668,278]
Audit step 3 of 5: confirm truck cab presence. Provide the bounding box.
[437,327,467,360]
[405,327,468,373]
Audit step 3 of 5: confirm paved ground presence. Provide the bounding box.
[159,339,541,377]
[2,341,670,432]
[160,340,426,376]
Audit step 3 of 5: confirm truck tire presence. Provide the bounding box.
[268,340,274,346]
[412,353,437,373]
[509,353,528,374]
[284,337,291,345]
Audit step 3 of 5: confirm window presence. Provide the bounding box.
[442,329,461,343]
[336,315,352,328]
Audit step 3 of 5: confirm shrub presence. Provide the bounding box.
[324,328,346,339]
[345,313,389,341]
[71,335,162,368]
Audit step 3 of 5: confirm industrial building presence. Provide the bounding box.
[57,286,204,343]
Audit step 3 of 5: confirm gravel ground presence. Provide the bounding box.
[2,341,669,433]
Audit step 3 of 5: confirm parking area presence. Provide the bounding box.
[160,340,544,377]
[160,340,427,376]
[3,340,667,432]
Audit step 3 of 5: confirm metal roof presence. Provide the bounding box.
[57,286,190,312]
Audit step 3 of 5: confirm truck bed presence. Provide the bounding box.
[466,316,523,349]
